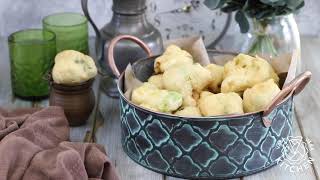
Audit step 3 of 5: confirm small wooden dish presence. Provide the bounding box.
[49,78,95,126]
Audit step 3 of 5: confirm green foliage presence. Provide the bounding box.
[203,0,226,9]
[204,0,305,33]
[235,10,249,33]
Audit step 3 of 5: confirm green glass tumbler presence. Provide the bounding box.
[8,29,56,99]
[43,12,89,54]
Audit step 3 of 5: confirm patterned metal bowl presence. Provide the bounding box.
[107,35,311,179]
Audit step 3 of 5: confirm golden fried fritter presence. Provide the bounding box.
[198,91,244,116]
[131,83,183,113]
[175,106,202,117]
[206,64,224,93]
[148,74,164,89]
[154,45,193,73]
[162,63,212,106]
[52,50,97,84]
[243,79,280,112]
[221,54,279,94]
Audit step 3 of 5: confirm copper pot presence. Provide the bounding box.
[49,79,95,126]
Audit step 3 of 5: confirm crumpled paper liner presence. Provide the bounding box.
[123,36,298,100]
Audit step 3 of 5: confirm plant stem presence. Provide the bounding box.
[248,19,278,57]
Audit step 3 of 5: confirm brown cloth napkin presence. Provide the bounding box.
[0,106,119,180]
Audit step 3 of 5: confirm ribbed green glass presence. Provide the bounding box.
[8,29,56,98]
[43,12,89,54]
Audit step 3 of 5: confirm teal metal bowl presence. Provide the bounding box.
[107,35,311,179]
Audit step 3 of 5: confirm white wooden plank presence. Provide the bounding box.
[293,37,320,179]
[95,92,164,180]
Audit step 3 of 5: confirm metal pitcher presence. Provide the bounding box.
[81,0,163,98]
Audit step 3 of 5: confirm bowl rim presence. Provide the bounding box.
[116,50,292,121]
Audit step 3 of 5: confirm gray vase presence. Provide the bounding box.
[81,0,163,98]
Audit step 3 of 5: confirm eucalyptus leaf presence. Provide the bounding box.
[235,11,250,33]
[204,0,226,10]
[221,4,241,13]
[272,1,287,6]
[256,9,275,19]
[286,0,304,10]
[296,1,305,9]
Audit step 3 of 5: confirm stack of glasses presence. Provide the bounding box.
[8,12,89,99]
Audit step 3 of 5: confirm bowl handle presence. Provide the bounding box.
[262,71,312,127]
[107,35,153,78]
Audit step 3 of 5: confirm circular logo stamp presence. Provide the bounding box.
[276,136,314,173]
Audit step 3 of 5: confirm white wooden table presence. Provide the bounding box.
[0,37,319,180]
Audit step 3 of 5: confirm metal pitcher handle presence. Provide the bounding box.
[81,0,103,60]
[107,35,153,78]
[262,71,312,127]
[207,13,232,48]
